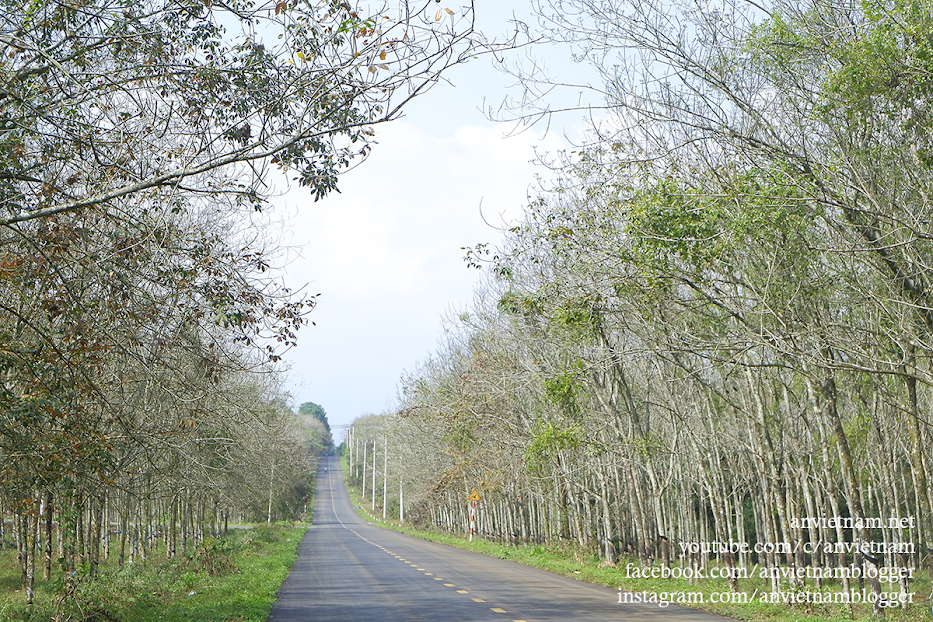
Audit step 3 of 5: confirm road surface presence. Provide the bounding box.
[268,455,733,621]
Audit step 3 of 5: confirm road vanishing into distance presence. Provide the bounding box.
[268,456,731,622]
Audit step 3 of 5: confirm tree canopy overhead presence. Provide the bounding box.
[0,0,484,225]
[0,0,492,606]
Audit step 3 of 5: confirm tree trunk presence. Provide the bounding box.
[43,492,53,581]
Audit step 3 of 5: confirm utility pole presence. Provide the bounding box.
[399,476,404,524]
[371,440,377,512]
[362,440,368,500]
[347,426,353,475]
[382,437,388,520]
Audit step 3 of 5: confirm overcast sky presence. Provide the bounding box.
[270,2,595,440]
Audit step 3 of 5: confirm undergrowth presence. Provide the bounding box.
[0,524,306,622]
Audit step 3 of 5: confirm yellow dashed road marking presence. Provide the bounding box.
[490,608,507,613]
[472,598,485,602]
[444,583,455,587]
[456,590,468,594]
[433,577,443,580]
[424,572,433,575]
[417,568,425,571]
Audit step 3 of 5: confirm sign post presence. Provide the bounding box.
[468,489,481,542]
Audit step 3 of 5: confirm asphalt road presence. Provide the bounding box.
[267,455,732,621]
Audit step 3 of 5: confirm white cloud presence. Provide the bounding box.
[271,92,568,432]
[312,195,425,300]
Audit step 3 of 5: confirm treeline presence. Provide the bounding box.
[0,0,474,608]
[349,0,933,617]
[0,193,329,602]
[0,192,332,601]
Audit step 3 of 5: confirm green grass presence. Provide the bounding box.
[340,458,930,622]
[0,524,306,622]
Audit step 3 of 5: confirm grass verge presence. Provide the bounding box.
[0,524,306,622]
[340,457,930,622]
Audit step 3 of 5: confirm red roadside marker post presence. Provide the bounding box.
[468,489,481,542]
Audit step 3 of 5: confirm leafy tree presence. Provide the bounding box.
[0,0,485,226]
[0,0,492,603]
[299,401,331,432]
[367,2,933,618]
